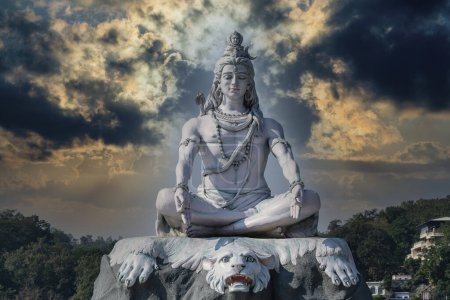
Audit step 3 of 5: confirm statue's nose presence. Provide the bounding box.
[231,263,245,272]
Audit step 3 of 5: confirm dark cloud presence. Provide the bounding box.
[64,79,162,146]
[265,96,319,147]
[272,47,336,91]
[105,56,135,75]
[321,0,450,110]
[0,80,86,145]
[139,39,166,64]
[99,28,119,44]
[0,79,162,159]
[248,0,292,29]
[0,10,64,74]
[397,142,447,163]
[0,4,203,158]
[265,0,450,110]
[298,0,315,12]
[160,66,212,119]
[302,157,450,175]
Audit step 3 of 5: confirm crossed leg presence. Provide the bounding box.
[186,189,320,237]
[155,188,256,233]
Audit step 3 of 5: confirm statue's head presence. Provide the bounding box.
[201,32,263,128]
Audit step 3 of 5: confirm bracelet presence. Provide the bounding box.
[289,180,304,193]
[175,183,189,192]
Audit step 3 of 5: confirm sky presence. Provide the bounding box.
[1,0,449,238]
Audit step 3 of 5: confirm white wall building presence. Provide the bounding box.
[407,217,450,260]
[389,291,410,299]
[367,281,385,296]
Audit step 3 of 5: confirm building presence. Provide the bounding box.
[392,274,412,289]
[367,281,385,297]
[389,291,410,299]
[407,217,450,260]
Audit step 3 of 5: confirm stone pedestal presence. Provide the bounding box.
[92,237,372,300]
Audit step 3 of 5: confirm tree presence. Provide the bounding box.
[326,210,399,280]
[416,225,450,298]
[71,236,116,299]
[4,239,76,299]
[72,251,105,300]
[0,210,52,253]
[327,219,342,232]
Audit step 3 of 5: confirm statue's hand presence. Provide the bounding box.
[174,188,191,225]
[118,253,159,287]
[289,185,303,219]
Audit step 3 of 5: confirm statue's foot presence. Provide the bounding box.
[265,226,287,238]
[186,224,217,238]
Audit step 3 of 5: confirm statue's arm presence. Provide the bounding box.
[265,118,301,185]
[174,118,200,224]
[266,118,304,218]
[176,118,200,186]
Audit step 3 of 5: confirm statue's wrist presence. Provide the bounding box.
[175,183,189,193]
[289,180,304,193]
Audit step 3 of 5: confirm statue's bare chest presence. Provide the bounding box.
[197,116,267,155]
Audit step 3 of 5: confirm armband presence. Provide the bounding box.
[179,138,193,147]
[179,137,199,147]
[271,137,291,151]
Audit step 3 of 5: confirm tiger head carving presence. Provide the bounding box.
[202,244,277,294]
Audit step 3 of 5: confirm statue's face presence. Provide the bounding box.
[220,64,249,101]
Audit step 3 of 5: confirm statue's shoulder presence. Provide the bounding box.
[181,117,201,135]
[263,117,284,135]
[182,115,212,135]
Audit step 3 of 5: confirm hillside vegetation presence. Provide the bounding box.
[0,195,449,299]
[324,195,450,298]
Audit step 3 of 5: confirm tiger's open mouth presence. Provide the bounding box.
[225,274,253,287]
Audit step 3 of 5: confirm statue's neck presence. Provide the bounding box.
[219,97,247,114]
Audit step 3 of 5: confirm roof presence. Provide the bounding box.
[431,217,450,222]
[417,217,450,228]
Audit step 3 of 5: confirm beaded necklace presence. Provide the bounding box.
[212,110,253,169]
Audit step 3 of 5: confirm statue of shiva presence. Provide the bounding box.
[155,31,320,238]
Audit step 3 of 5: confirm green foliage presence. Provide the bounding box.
[325,196,450,283]
[0,210,52,253]
[72,238,115,299]
[72,252,104,300]
[4,239,76,299]
[325,210,399,280]
[0,209,115,299]
[416,225,450,298]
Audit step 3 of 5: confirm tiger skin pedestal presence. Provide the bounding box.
[92,237,372,300]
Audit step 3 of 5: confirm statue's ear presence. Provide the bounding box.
[202,257,217,271]
[258,255,277,270]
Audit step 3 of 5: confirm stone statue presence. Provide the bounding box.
[91,32,371,299]
[156,31,321,238]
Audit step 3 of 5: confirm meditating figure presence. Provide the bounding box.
[156,31,320,238]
